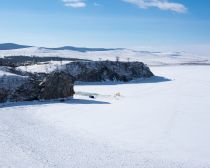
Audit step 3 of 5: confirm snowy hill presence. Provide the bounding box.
[0,43,32,50]
[0,43,118,52]
[0,44,209,66]
[46,46,119,52]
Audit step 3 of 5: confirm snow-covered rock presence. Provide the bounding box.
[39,72,75,100]
[0,89,8,103]
[11,72,75,102]
[0,66,27,92]
[1,60,154,102]
[11,74,44,102]
[64,61,154,82]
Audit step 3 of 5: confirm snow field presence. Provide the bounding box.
[0,65,210,167]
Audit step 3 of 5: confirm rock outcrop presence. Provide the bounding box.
[1,60,154,103]
[65,61,154,82]
[11,72,75,102]
[11,74,43,101]
[39,72,75,100]
[0,89,8,103]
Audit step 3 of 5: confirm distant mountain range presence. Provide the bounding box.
[0,43,120,52]
[0,43,32,50]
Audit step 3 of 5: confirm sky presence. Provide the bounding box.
[0,0,210,53]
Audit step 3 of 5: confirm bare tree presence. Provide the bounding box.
[24,64,28,72]
[45,64,49,73]
[116,56,120,62]
[55,64,59,72]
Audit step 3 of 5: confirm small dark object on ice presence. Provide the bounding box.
[89,95,95,99]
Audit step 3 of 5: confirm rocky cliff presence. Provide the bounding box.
[64,61,154,82]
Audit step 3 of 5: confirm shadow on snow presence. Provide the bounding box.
[76,76,171,86]
[0,76,170,108]
[0,98,110,108]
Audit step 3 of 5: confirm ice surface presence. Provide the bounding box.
[0,65,210,167]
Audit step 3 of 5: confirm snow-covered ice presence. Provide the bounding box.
[0,65,210,168]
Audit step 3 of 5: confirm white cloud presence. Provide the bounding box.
[123,0,187,13]
[62,0,86,8]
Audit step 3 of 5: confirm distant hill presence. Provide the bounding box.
[0,43,32,50]
[46,46,120,52]
[0,43,120,52]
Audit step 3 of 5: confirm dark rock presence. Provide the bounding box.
[0,89,8,103]
[11,72,75,102]
[65,61,154,82]
[11,74,42,102]
[0,56,90,68]
[1,60,153,103]
[39,71,75,100]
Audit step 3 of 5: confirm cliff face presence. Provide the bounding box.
[39,72,75,100]
[65,61,154,82]
[11,72,75,102]
[0,61,154,103]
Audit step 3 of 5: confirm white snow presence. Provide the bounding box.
[0,47,209,66]
[1,65,210,168]
[0,67,26,90]
[0,67,20,77]
[0,70,18,77]
[17,61,72,73]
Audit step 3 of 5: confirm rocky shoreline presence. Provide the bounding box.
[0,61,154,103]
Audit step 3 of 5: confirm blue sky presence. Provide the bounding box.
[0,0,210,52]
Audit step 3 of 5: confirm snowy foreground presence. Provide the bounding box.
[0,65,210,168]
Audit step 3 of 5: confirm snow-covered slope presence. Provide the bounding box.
[17,61,72,73]
[1,65,210,168]
[0,47,209,66]
[0,67,27,91]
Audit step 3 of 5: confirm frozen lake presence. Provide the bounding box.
[0,65,210,168]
